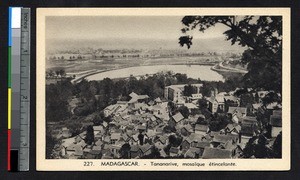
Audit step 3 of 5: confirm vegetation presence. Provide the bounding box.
[85,125,95,145]
[179,16,282,94]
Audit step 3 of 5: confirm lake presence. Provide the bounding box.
[86,65,225,82]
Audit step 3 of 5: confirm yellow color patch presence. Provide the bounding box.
[8,88,11,129]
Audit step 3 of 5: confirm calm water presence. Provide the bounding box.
[86,65,224,82]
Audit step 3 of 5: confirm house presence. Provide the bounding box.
[93,125,104,136]
[240,116,258,126]
[110,133,121,144]
[154,135,168,150]
[211,134,239,148]
[164,85,185,103]
[181,133,203,150]
[169,112,184,127]
[169,147,180,157]
[145,130,156,141]
[74,147,84,158]
[159,149,168,158]
[139,144,152,157]
[223,123,241,135]
[104,104,117,117]
[152,104,163,116]
[252,103,262,114]
[184,103,198,113]
[83,147,91,157]
[101,144,112,158]
[111,144,122,158]
[180,124,194,136]
[65,143,82,156]
[121,133,131,143]
[269,113,282,138]
[90,145,102,158]
[130,145,140,158]
[61,127,72,138]
[137,125,147,133]
[154,97,162,105]
[240,124,258,144]
[207,95,225,113]
[129,134,140,145]
[195,124,209,135]
[190,93,203,100]
[181,137,193,150]
[196,141,211,156]
[188,114,203,125]
[128,92,149,108]
[184,147,201,158]
[94,139,103,147]
[202,147,232,159]
[227,107,247,123]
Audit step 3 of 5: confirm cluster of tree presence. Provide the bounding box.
[85,125,95,145]
[200,77,244,97]
[164,134,183,155]
[183,84,198,96]
[46,69,66,78]
[46,80,73,122]
[208,113,230,132]
[46,129,59,159]
[242,132,282,158]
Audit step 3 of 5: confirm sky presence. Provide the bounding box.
[46,16,245,52]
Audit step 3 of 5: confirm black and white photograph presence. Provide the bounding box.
[36,8,290,171]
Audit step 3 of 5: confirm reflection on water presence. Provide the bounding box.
[86,65,224,82]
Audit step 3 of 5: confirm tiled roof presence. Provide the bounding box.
[225,123,241,132]
[169,147,179,154]
[213,134,238,144]
[270,115,282,127]
[196,141,211,149]
[240,116,257,124]
[228,107,247,114]
[172,112,184,122]
[241,124,257,136]
[202,147,232,159]
[130,145,140,152]
[195,124,209,132]
[139,144,152,153]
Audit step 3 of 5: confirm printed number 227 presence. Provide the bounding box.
[84,161,93,166]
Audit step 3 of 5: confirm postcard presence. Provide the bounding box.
[36,8,290,171]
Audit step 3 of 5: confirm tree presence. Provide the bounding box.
[178,105,190,118]
[254,134,271,158]
[119,143,131,159]
[59,69,66,77]
[85,125,94,145]
[168,135,182,147]
[272,131,282,158]
[46,130,58,159]
[198,98,208,112]
[183,84,195,97]
[138,133,144,145]
[180,16,282,93]
[242,136,256,158]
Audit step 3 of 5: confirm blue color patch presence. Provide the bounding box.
[8,7,12,46]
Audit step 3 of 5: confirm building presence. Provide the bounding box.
[269,110,282,138]
[195,124,209,136]
[169,112,185,127]
[227,107,247,123]
[202,147,232,159]
[164,84,203,103]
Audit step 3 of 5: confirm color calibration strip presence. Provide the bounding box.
[8,7,30,171]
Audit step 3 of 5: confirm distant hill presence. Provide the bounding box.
[46,37,246,54]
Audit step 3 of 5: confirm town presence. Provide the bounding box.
[47,78,282,159]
